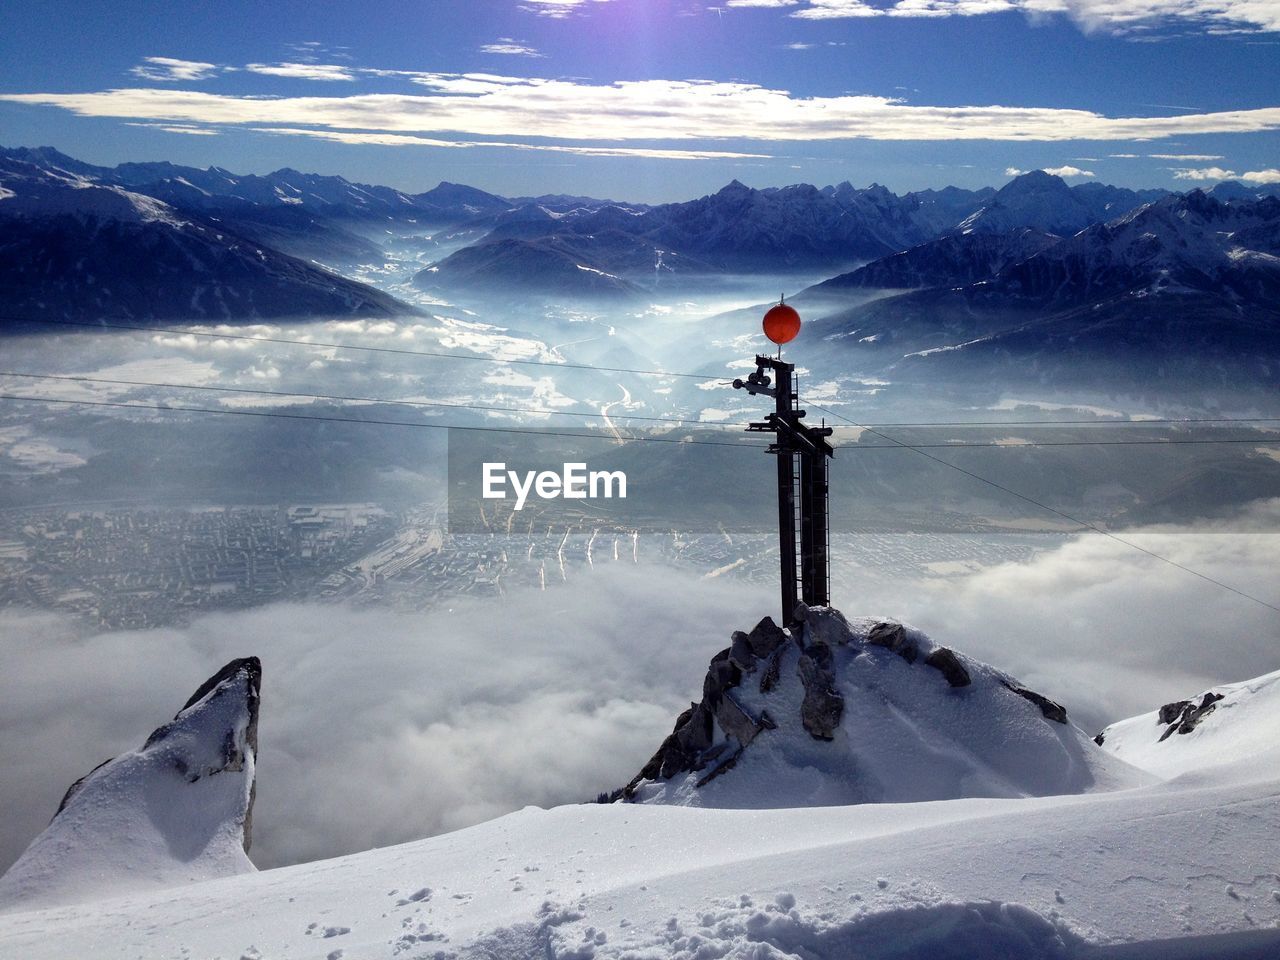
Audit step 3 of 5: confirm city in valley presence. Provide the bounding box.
[0,501,1064,629]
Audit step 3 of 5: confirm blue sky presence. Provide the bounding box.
[1,0,1277,201]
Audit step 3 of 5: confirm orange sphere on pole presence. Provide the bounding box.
[763,300,801,345]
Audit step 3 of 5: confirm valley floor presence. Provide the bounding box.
[1,768,1278,959]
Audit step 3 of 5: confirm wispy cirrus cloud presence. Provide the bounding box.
[479,38,546,57]
[123,122,220,136]
[129,57,221,82]
[1173,166,1280,183]
[1148,153,1225,160]
[251,126,769,159]
[243,62,357,82]
[763,0,1280,35]
[519,0,613,16]
[6,75,1280,146]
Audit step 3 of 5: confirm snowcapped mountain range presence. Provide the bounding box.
[3,143,1278,402]
[807,188,1280,395]
[1,607,1277,958]
[0,151,413,322]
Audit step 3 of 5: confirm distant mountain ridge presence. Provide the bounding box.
[810,188,1280,396]
[5,143,1276,329]
[0,152,413,323]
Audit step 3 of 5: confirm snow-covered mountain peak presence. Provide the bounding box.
[0,156,191,227]
[616,606,1148,808]
[0,658,261,913]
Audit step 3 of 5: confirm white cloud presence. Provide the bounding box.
[519,0,613,16]
[1172,165,1280,183]
[250,126,770,159]
[834,505,1280,734]
[129,57,221,83]
[4,506,1278,877]
[1149,153,1225,160]
[784,0,1280,33]
[1109,153,1141,158]
[1042,164,1095,177]
[243,62,357,82]
[6,78,1280,145]
[0,566,765,872]
[123,122,220,136]
[479,38,546,57]
[1006,165,1095,177]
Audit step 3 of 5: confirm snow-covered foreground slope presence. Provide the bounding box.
[1097,667,1280,780]
[0,658,260,913]
[1,621,1276,958]
[0,771,1277,959]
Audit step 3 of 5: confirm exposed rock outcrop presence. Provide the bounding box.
[1157,691,1224,741]
[798,643,844,741]
[613,606,1138,808]
[1002,681,1069,724]
[925,647,972,688]
[620,618,787,799]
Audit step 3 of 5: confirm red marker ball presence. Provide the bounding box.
[763,303,801,345]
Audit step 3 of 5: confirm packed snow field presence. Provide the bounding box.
[0,779,1277,959]
[1,611,1278,959]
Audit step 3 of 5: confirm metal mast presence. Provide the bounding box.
[733,355,834,625]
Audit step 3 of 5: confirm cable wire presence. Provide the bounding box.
[808,401,1280,615]
[0,393,766,450]
[11,317,1280,428]
[6,317,717,380]
[3,372,1276,449]
[0,371,750,430]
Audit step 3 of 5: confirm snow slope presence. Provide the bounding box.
[1097,667,1280,780]
[0,658,260,913]
[0,633,1277,958]
[0,772,1276,959]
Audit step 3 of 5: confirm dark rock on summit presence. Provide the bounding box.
[925,647,972,688]
[613,606,1120,807]
[703,649,743,708]
[1000,680,1068,724]
[731,618,788,674]
[745,617,790,658]
[867,621,919,664]
[798,642,845,741]
[621,620,791,798]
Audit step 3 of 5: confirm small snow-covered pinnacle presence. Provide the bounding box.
[0,657,261,912]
